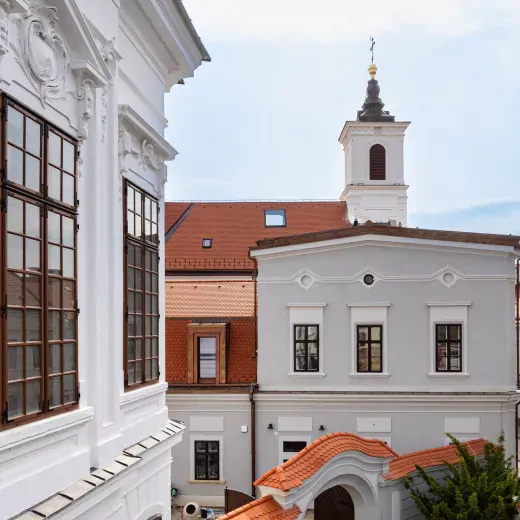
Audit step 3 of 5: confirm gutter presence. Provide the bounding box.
[171,0,211,62]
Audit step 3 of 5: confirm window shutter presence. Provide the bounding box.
[369,144,386,180]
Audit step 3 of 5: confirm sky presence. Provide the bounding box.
[164,0,520,234]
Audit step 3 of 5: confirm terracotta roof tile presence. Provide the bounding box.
[165,280,255,317]
[382,438,487,480]
[165,201,348,271]
[254,432,397,490]
[218,495,301,520]
[252,220,520,251]
[164,202,191,232]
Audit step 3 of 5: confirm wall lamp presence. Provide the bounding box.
[267,423,274,430]
[319,425,325,432]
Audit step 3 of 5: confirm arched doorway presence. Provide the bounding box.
[314,485,355,520]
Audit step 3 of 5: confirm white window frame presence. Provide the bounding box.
[287,304,326,376]
[278,435,311,465]
[347,304,390,377]
[427,303,471,377]
[189,434,224,483]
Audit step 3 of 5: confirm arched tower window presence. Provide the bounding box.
[369,144,386,180]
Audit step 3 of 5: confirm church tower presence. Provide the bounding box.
[339,63,410,226]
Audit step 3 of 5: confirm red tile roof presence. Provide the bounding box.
[165,280,255,317]
[382,438,487,480]
[254,432,397,491]
[165,202,348,271]
[165,202,191,233]
[218,496,301,520]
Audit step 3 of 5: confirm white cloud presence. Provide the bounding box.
[183,0,520,43]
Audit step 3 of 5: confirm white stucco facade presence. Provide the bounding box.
[0,1,207,519]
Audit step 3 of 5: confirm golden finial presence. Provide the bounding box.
[368,63,377,79]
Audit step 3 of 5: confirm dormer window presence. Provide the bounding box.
[369,144,386,180]
[202,238,212,248]
[264,209,286,228]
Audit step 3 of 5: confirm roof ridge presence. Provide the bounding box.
[390,438,484,464]
[218,495,273,520]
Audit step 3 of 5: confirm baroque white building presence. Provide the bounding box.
[0,1,208,519]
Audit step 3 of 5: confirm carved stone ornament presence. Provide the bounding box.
[13,6,70,107]
[0,0,10,55]
[141,140,164,174]
[77,79,94,142]
[101,86,107,143]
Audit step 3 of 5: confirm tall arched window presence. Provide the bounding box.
[369,144,386,180]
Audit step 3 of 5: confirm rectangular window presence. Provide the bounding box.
[194,440,219,480]
[436,324,462,372]
[357,325,382,373]
[124,181,159,388]
[279,436,310,464]
[198,336,217,382]
[264,209,286,227]
[294,325,319,372]
[1,97,79,428]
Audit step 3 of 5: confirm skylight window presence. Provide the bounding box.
[264,209,286,227]
[202,238,212,248]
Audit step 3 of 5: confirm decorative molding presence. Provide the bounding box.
[77,79,94,142]
[101,86,107,143]
[141,140,164,174]
[0,0,10,56]
[13,5,70,107]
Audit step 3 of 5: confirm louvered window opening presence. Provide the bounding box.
[369,144,386,180]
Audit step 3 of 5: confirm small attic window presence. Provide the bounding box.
[264,209,286,227]
[202,238,212,248]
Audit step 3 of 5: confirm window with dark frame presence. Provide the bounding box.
[202,238,212,248]
[357,325,382,373]
[1,96,79,428]
[198,336,217,382]
[264,209,286,227]
[281,440,308,463]
[294,325,319,372]
[369,144,386,180]
[436,324,462,372]
[124,180,160,388]
[194,440,219,480]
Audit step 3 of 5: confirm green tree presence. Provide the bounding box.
[403,433,520,520]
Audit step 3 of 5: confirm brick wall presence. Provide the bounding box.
[166,318,257,383]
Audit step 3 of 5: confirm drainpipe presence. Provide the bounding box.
[249,383,258,497]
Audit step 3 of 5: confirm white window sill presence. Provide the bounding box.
[0,406,94,454]
[349,372,391,378]
[120,381,167,406]
[188,480,226,485]
[288,372,327,377]
[428,372,470,377]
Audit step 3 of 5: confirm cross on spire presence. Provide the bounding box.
[370,36,375,64]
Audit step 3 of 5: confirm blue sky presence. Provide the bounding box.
[164,0,520,234]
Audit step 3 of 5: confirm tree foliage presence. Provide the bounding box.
[403,433,520,520]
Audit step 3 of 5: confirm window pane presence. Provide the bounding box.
[26,380,41,414]
[128,339,135,361]
[49,344,61,374]
[308,326,318,341]
[151,200,157,223]
[152,296,158,314]
[26,309,40,341]
[63,248,74,278]
[152,338,158,357]
[7,272,23,306]
[63,173,74,206]
[152,223,158,243]
[437,344,447,371]
[308,356,318,370]
[48,245,61,275]
[152,317,158,335]
[128,362,135,384]
[62,140,75,173]
[371,326,381,341]
[208,441,219,453]
[8,309,23,342]
[358,345,369,371]
[62,281,75,309]
[208,454,219,479]
[134,245,142,267]
[145,360,152,380]
[8,346,23,381]
[49,376,61,408]
[48,166,61,200]
[449,325,461,340]
[63,343,75,372]
[8,106,24,147]
[63,374,75,404]
[26,202,40,238]
[283,441,306,453]
[145,250,151,271]
[7,145,23,185]
[152,273,158,292]
[135,190,142,214]
[26,238,40,272]
[25,155,40,192]
[135,215,142,237]
[358,327,368,341]
[295,326,305,340]
[63,312,75,340]
[195,454,206,479]
[48,132,61,166]
[26,275,41,307]
[135,361,142,382]
[48,211,60,243]
[145,338,151,358]
[145,197,151,219]
[135,339,142,360]
[295,342,305,356]
[8,383,24,419]
[135,269,142,291]
[127,186,134,211]
[26,345,41,377]
[8,234,23,269]
[308,343,318,356]
[8,196,23,233]
[145,220,151,241]
[48,310,61,340]
[199,337,216,379]
[152,358,159,379]
[128,291,135,313]
[127,315,134,336]
[135,315,142,336]
[62,216,74,247]
[26,117,41,156]
[264,209,286,227]
[47,278,61,308]
[437,326,447,340]
[295,357,306,371]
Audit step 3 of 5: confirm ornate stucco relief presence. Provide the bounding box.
[0,0,11,56]
[12,5,70,107]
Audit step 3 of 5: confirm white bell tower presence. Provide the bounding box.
[339,63,410,226]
